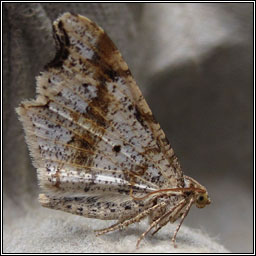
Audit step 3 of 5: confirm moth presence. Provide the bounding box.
[16,12,211,248]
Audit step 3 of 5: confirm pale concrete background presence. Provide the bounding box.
[3,2,253,253]
[3,205,229,253]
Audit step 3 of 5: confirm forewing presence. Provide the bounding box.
[16,13,184,198]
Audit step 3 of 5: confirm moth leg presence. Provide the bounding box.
[94,221,123,235]
[171,198,194,248]
[136,199,186,249]
[151,198,187,236]
[151,219,169,237]
[95,202,167,236]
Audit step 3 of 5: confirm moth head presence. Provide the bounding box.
[184,175,211,208]
[195,191,211,208]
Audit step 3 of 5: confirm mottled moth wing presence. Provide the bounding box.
[17,13,184,214]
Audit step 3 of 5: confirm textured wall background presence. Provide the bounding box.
[3,3,253,253]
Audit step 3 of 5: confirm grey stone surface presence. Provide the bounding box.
[3,200,229,253]
[3,2,253,253]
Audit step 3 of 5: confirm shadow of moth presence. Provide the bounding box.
[16,12,211,249]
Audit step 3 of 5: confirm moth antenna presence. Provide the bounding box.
[130,187,205,201]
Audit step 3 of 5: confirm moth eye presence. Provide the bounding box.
[199,196,204,201]
[196,193,207,206]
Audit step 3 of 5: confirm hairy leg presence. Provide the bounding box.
[171,198,194,248]
[136,199,186,249]
[151,199,187,236]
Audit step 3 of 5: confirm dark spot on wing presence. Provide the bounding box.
[104,68,118,81]
[96,32,116,60]
[128,105,133,111]
[134,106,157,130]
[113,145,121,153]
[45,20,70,69]
[84,187,90,192]
[125,205,131,210]
[57,20,70,46]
